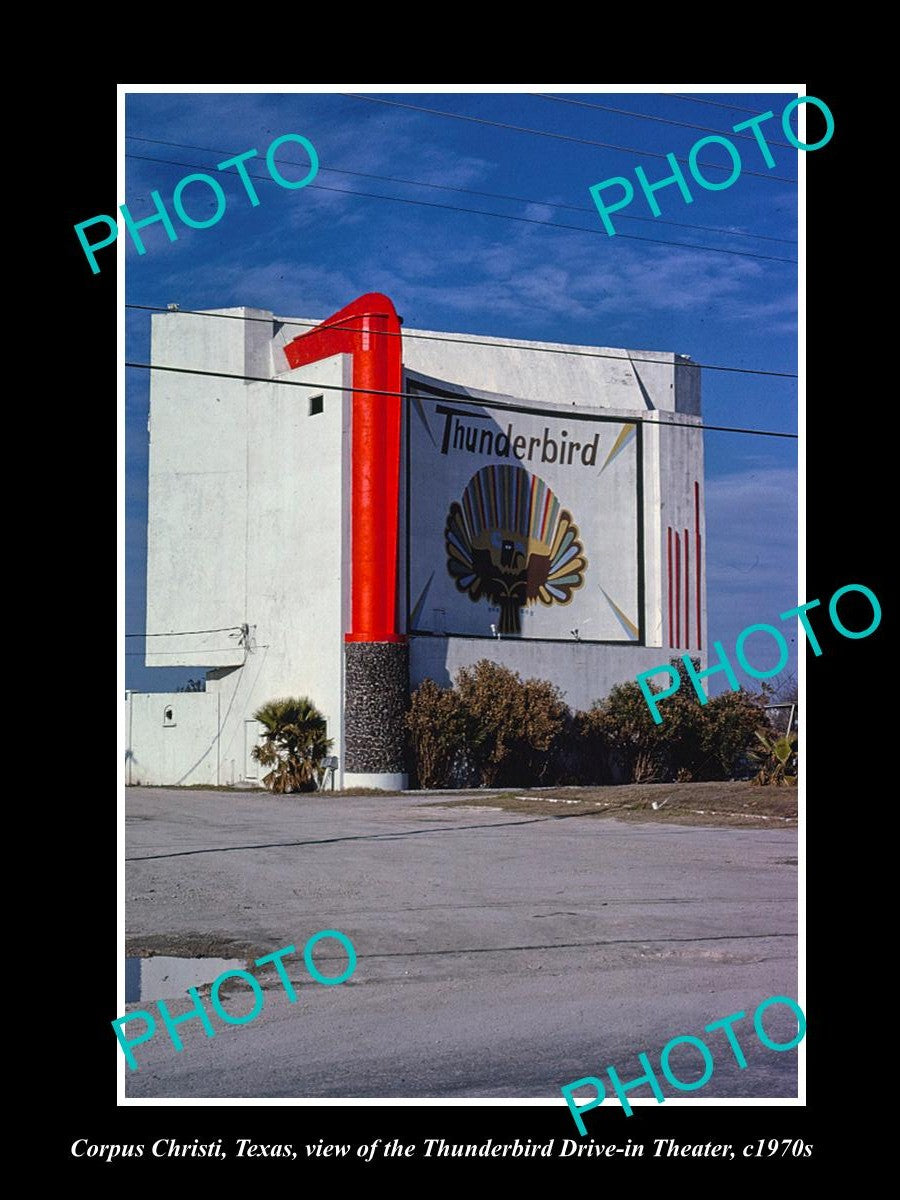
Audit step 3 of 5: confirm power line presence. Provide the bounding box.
[125,151,797,266]
[125,303,798,381]
[125,625,244,637]
[125,360,798,440]
[531,93,795,150]
[338,93,798,185]
[125,648,240,656]
[126,134,795,246]
[671,93,786,116]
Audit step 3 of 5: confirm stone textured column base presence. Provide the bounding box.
[344,640,409,786]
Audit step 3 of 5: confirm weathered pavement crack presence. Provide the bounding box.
[126,807,791,862]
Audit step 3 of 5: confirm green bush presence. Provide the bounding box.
[589,661,768,783]
[655,666,708,780]
[657,660,767,781]
[700,689,770,779]
[592,681,666,783]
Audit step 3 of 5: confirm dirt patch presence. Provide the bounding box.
[125,932,260,960]
[430,782,797,828]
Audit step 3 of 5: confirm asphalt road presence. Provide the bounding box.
[123,788,799,1101]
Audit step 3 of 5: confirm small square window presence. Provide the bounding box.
[309,395,324,416]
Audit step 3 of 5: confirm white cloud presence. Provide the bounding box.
[126,96,796,337]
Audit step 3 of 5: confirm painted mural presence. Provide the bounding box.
[407,380,642,643]
[445,465,587,634]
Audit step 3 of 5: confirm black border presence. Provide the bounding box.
[52,74,857,1175]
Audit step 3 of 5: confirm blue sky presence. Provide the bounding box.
[124,88,799,696]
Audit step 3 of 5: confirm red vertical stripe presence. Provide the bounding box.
[684,529,690,648]
[674,533,681,648]
[696,533,702,650]
[694,481,702,651]
[667,527,673,647]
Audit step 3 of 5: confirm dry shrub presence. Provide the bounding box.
[454,661,569,787]
[408,658,772,791]
[567,706,611,785]
[406,678,466,789]
[633,751,661,783]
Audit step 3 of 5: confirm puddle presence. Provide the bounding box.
[125,956,247,1003]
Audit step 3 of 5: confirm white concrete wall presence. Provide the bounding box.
[126,691,220,786]
[136,305,704,785]
[142,308,349,785]
[655,412,707,658]
[146,310,254,669]
[208,352,350,786]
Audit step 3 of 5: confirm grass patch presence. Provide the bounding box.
[431,781,797,828]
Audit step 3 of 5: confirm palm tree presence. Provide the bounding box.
[749,730,798,786]
[250,697,333,794]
